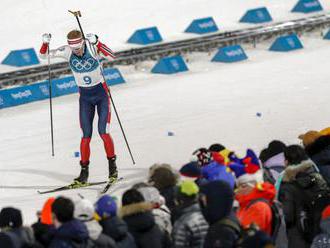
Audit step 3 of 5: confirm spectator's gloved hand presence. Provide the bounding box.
[86,33,99,45]
[42,33,51,43]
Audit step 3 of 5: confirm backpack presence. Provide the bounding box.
[218,218,275,248]
[246,198,288,248]
[293,171,330,242]
[263,166,284,185]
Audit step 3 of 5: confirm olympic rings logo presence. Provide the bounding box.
[71,58,96,71]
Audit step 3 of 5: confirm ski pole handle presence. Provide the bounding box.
[68,10,85,39]
[68,10,81,17]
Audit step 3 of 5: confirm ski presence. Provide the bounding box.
[37,181,107,194]
[101,177,124,194]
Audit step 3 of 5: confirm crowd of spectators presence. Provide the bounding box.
[1,127,330,248]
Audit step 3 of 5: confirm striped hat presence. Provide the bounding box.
[68,37,84,50]
[229,149,263,185]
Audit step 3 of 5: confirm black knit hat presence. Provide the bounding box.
[0,207,23,228]
[122,188,145,206]
[259,140,286,163]
[52,196,74,223]
[208,143,226,152]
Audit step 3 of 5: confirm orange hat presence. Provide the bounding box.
[320,127,330,136]
[298,130,321,147]
[322,205,330,220]
[40,197,55,225]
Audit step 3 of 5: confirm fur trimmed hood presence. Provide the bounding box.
[282,160,316,182]
[119,202,153,218]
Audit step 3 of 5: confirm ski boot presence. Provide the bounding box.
[108,156,118,184]
[73,161,89,185]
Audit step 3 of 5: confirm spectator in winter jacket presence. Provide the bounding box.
[32,197,56,247]
[49,196,89,248]
[137,186,172,235]
[148,163,179,223]
[259,140,286,184]
[311,205,330,248]
[172,180,209,248]
[299,130,330,186]
[0,207,39,248]
[95,195,137,248]
[278,145,328,248]
[120,188,171,248]
[230,149,276,236]
[235,180,276,236]
[74,198,117,248]
[199,180,240,248]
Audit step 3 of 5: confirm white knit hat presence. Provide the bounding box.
[74,199,95,221]
[236,169,264,186]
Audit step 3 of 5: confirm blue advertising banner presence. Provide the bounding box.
[324,29,330,40]
[292,0,323,13]
[0,81,48,108]
[212,45,248,63]
[2,48,40,67]
[185,17,219,34]
[127,27,163,45]
[0,68,126,109]
[52,76,78,97]
[151,55,189,74]
[103,68,126,86]
[240,7,272,24]
[269,34,303,52]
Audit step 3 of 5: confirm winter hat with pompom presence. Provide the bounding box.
[74,198,95,221]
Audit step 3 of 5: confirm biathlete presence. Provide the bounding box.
[39,30,118,185]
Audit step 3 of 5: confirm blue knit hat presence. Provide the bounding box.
[95,195,117,219]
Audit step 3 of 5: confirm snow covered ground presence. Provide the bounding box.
[1,0,330,224]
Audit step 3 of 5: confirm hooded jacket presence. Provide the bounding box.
[305,135,330,186]
[120,202,170,248]
[200,181,239,248]
[99,216,137,248]
[278,160,323,248]
[172,202,209,248]
[263,152,285,184]
[236,182,276,235]
[49,219,89,248]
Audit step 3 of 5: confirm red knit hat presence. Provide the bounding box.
[322,205,330,220]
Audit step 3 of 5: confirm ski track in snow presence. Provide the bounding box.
[1,0,330,223]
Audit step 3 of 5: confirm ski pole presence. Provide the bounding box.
[47,39,55,156]
[68,10,136,165]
